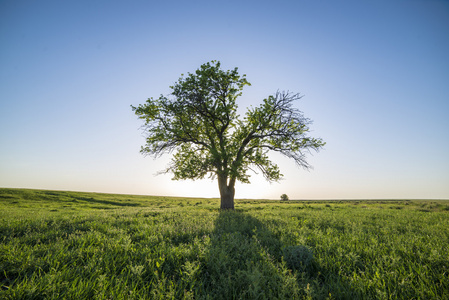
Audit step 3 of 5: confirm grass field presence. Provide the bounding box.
[1,188,448,299]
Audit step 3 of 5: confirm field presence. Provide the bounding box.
[1,188,448,299]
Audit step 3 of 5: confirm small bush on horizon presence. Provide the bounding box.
[280,194,289,201]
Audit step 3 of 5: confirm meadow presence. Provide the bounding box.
[0,188,448,299]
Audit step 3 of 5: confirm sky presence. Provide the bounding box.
[1,0,448,200]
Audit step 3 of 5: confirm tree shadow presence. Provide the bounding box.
[199,210,358,299]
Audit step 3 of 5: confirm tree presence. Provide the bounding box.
[131,61,325,209]
[280,194,289,201]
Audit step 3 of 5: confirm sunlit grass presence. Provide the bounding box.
[1,188,448,299]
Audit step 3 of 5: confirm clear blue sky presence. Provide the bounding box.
[1,0,448,199]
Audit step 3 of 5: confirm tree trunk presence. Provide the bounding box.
[218,174,235,210]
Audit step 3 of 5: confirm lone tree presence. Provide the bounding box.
[132,61,325,209]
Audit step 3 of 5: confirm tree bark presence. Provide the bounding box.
[218,174,235,209]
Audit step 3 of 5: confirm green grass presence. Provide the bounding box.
[1,188,448,299]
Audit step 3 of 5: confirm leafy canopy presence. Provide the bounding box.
[132,61,325,185]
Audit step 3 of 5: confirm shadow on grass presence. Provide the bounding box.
[200,210,357,299]
[70,196,141,207]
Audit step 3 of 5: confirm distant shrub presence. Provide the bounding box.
[280,194,289,201]
[283,245,315,273]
